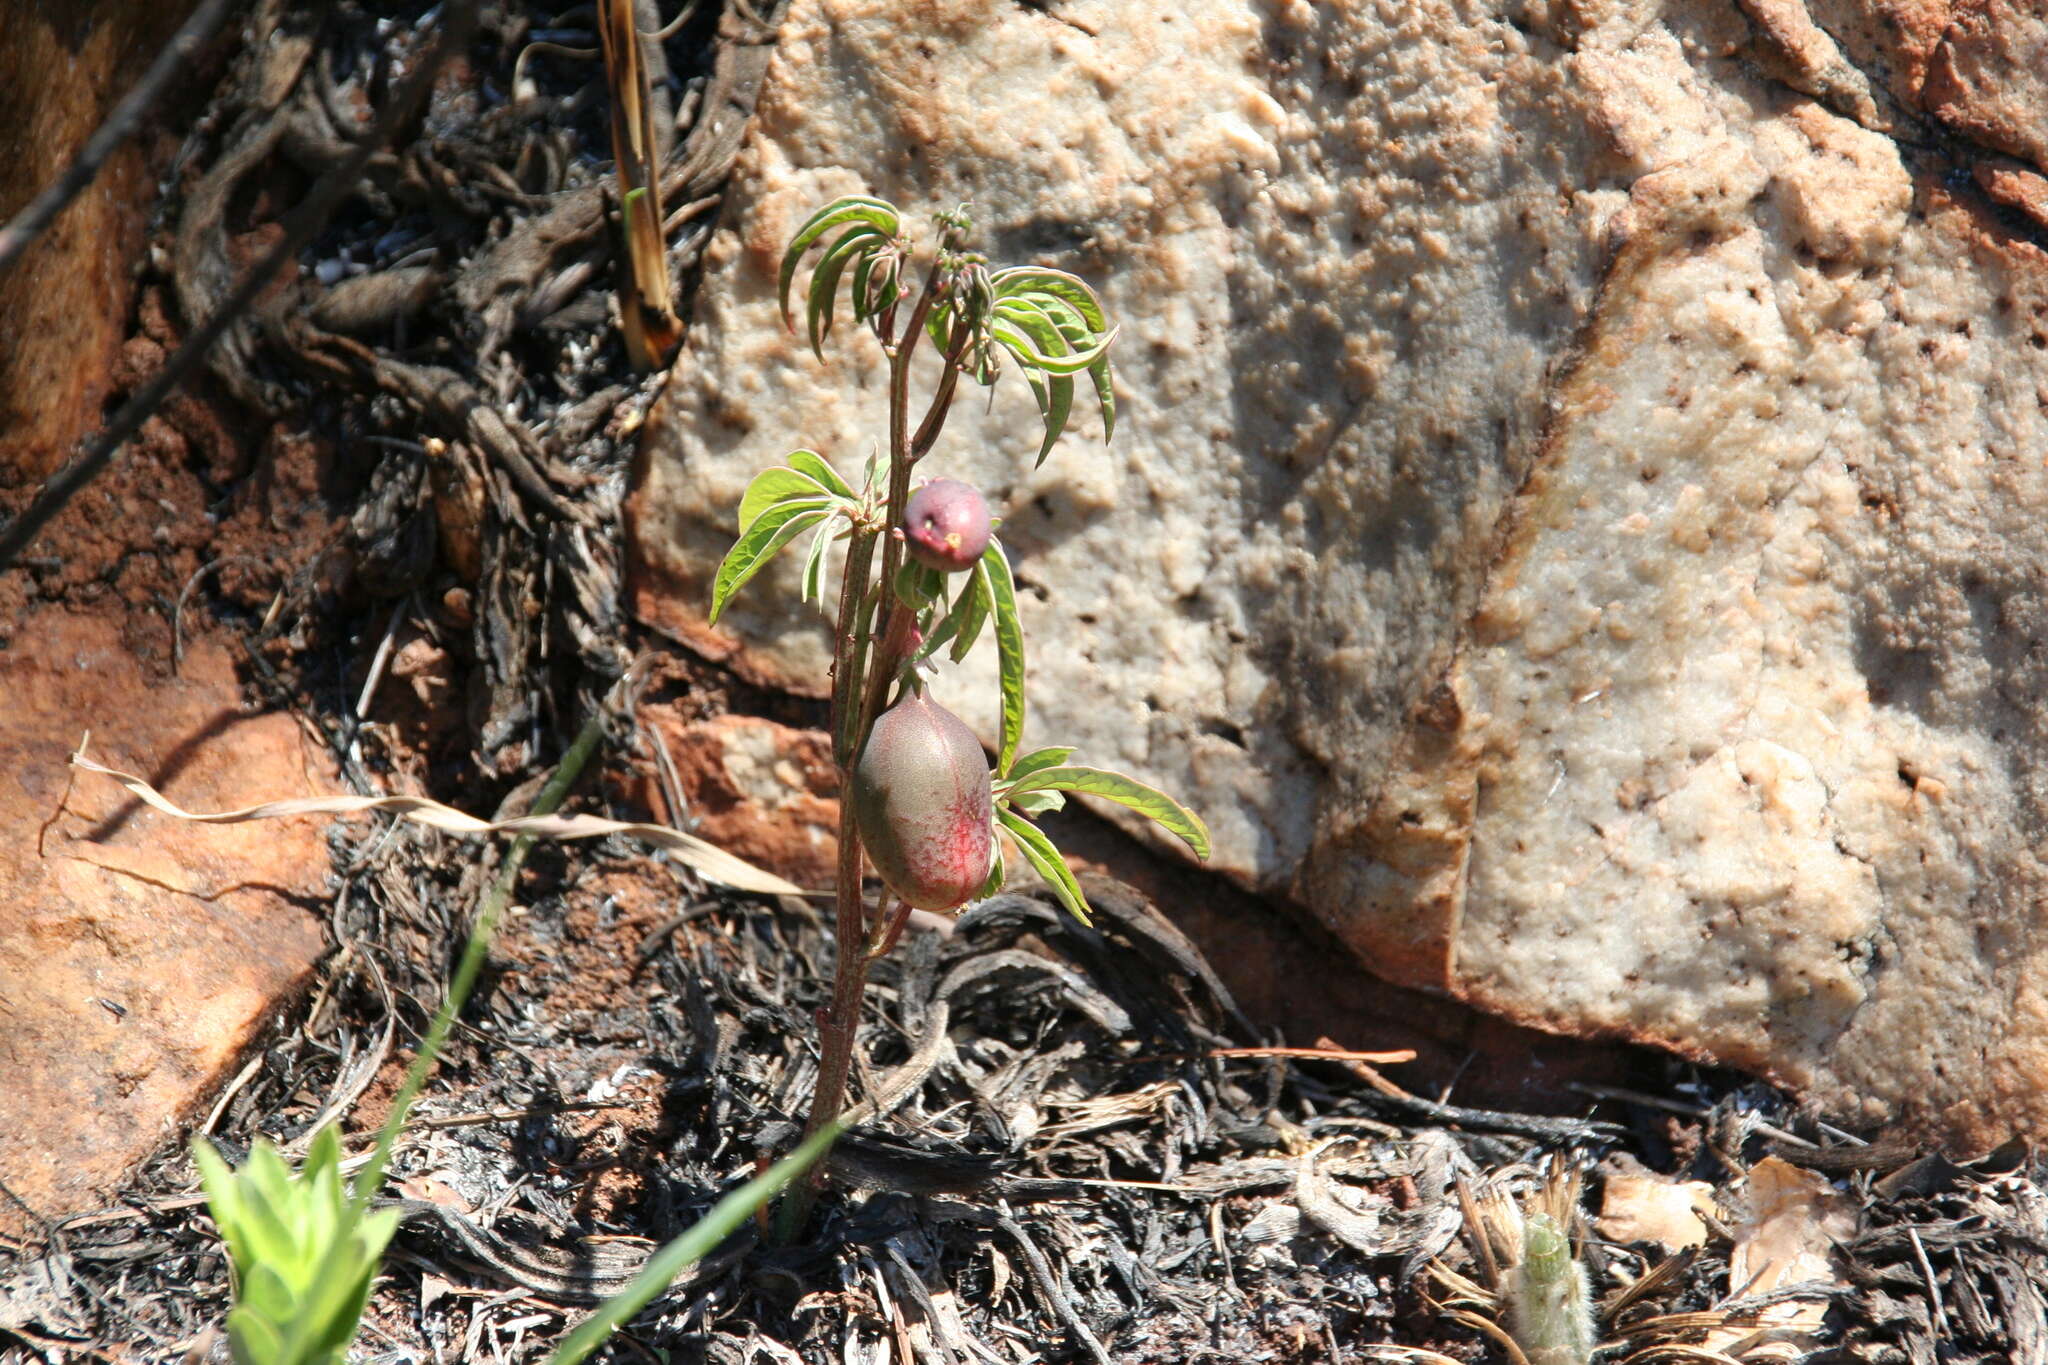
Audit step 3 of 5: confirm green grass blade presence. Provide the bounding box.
[546,1125,841,1365]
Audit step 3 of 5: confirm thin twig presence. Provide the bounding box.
[0,0,479,576]
[0,0,241,273]
[1127,1045,1419,1066]
[1907,1225,1950,1338]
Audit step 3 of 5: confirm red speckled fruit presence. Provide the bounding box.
[852,693,994,910]
[901,479,992,573]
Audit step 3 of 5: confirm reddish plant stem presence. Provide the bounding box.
[787,252,953,1231]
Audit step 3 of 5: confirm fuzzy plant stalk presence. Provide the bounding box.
[708,199,1211,1221]
[1507,1213,1595,1365]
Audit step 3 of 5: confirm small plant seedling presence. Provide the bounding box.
[706,196,1212,1210]
[194,1127,398,1365]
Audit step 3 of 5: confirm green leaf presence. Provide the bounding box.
[239,1260,298,1326]
[996,809,1091,926]
[982,541,1025,774]
[1019,367,1075,467]
[901,560,949,610]
[738,466,830,533]
[948,559,992,664]
[992,276,1116,446]
[546,1124,841,1365]
[915,567,986,665]
[708,501,830,624]
[798,513,835,606]
[194,1140,251,1272]
[1002,746,1074,783]
[228,1304,287,1365]
[992,296,1072,363]
[850,250,879,323]
[1088,352,1117,445]
[992,266,1108,333]
[850,247,900,324]
[784,448,854,500]
[778,196,899,331]
[992,314,1116,377]
[808,224,886,359]
[976,840,1006,900]
[1002,765,1211,860]
[277,1223,380,1364]
[1009,789,1066,815]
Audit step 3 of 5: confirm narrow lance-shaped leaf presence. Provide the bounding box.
[948,557,992,664]
[1001,746,1074,783]
[981,541,1025,773]
[808,224,886,359]
[799,513,836,606]
[1002,765,1211,859]
[1088,351,1117,445]
[992,266,1108,332]
[708,501,831,625]
[851,249,880,325]
[738,465,834,532]
[996,808,1091,925]
[912,564,981,664]
[992,315,1117,377]
[1003,285,1116,447]
[1020,366,1074,467]
[976,839,1006,901]
[777,195,898,329]
[784,447,855,500]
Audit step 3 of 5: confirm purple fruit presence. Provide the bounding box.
[901,479,991,573]
[852,693,993,911]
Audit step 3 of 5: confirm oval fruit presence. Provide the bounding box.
[901,479,992,573]
[852,693,994,910]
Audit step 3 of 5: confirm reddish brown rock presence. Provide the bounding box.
[0,612,329,1229]
[1922,0,2048,171]
[1974,160,2048,232]
[0,0,202,484]
[634,708,840,892]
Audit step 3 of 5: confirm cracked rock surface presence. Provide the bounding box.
[627,0,2048,1148]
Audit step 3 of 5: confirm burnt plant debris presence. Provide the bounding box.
[3,1,2048,1361]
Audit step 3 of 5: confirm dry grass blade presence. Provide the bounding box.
[68,748,807,896]
[599,0,683,369]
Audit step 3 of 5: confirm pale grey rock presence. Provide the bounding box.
[628,0,2048,1148]
[631,0,1614,893]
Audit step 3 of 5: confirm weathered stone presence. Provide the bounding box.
[0,614,328,1227]
[1921,0,2048,171]
[0,0,200,482]
[627,0,2048,1147]
[631,708,841,892]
